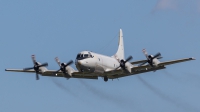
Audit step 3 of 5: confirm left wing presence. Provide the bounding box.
[107,66,166,79]
[106,57,195,79]
[131,60,147,65]
[158,57,195,66]
[132,57,195,71]
[5,69,98,79]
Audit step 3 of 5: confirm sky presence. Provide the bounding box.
[0,0,200,112]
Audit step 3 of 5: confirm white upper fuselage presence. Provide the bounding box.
[75,51,120,73]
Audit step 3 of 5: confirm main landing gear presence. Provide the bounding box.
[104,76,108,82]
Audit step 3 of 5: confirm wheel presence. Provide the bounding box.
[104,76,108,82]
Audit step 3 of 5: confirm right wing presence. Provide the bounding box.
[5,69,98,79]
[5,69,36,73]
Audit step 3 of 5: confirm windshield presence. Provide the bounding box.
[76,54,81,59]
[76,53,92,60]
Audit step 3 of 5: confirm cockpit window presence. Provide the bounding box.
[84,54,89,57]
[76,54,81,58]
[88,52,93,58]
[76,53,92,60]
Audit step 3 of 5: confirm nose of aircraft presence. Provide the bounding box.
[77,60,82,65]
[75,59,80,66]
[76,60,86,66]
[76,60,89,67]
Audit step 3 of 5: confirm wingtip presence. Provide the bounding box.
[5,69,10,71]
[190,57,195,60]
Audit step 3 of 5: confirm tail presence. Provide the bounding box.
[114,29,125,60]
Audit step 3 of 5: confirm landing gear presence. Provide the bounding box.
[104,76,108,82]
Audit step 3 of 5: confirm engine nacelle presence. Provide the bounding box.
[152,58,160,67]
[65,66,76,76]
[39,66,48,73]
[125,62,134,73]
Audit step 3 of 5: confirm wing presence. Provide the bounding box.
[107,57,195,79]
[5,69,98,79]
[130,57,195,70]
[5,69,36,73]
[5,69,64,76]
[158,57,195,66]
[131,60,147,65]
[42,70,98,79]
[107,66,166,79]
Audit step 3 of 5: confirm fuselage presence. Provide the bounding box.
[75,51,120,73]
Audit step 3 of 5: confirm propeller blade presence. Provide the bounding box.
[115,66,121,70]
[23,67,34,70]
[125,56,133,63]
[66,60,73,66]
[142,49,149,59]
[38,62,48,67]
[36,73,39,80]
[55,57,61,66]
[31,55,37,65]
[138,61,148,66]
[153,52,161,59]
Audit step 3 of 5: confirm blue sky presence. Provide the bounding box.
[0,0,200,112]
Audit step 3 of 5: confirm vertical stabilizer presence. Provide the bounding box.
[115,29,125,60]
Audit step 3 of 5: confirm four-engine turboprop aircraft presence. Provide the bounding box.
[5,29,195,82]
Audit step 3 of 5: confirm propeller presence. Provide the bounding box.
[139,49,162,67]
[115,56,133,70]
[54,57,73,76]
[23,55,48,80]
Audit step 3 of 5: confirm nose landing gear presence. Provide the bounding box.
[104,76,108,82]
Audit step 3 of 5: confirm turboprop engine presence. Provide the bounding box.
[23,55,48,80]
[53,57,75,77]
[115,56,134,73]
[139,49,162,67]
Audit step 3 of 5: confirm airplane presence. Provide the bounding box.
[5,29,195,82]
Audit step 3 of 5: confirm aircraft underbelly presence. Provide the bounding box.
[94,64,104,74]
